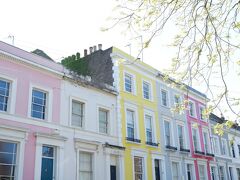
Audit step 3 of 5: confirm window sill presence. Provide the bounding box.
[146,141,159,147]
[123,90,136,96]
[206,152,215,157]
[180,148,190,153]
[194,150,205,155]
[165,145,177,151]
[126,137,141,143]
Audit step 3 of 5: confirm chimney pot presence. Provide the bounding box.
[93,45,97,52]
[98,44,102,50]
[84,49,87,56]
[89,47,93,54]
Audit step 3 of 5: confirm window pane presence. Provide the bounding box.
[42,146,54,157]
[32,89,46,119]
[0,141,17,179]
[143,82,150,99]
[164,121,171,145]
[161,90,167,106]
[125,74,132,92]
[72,101,84,127]
[79,152,92,180]
[134,157,143,180]
[178,125,184,148]
[99,109,108,133]
[127,110,135,138]
[145,115,152,142]
[0,80,10,112]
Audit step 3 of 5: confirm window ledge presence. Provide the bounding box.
[146,141,159,147]
[194,150,205,155]
[206,152,215,157]
[126,137,141,143]
[165,145,177,151]
[180,148,190,153]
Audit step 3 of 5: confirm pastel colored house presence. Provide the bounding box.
[0,41,124,180]
[80,46,163,180]
[156,78,191,180]
[0,41,63,180]
[185,90,214,180]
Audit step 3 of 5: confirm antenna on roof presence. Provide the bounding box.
[8,35,15,45]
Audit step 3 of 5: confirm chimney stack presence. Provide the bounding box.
[93,45,97,52]
[89,47,93,54]
[98,44,102,50]
[84,49,87,56]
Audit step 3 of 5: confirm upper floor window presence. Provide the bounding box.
[134,156,144,180]
[236,168,240,180]
[164,121,172,146]
[161,89,168,107]
[211,166,217,180]
[126,109,135,139]
[212,136,220,155]
[99,108,109,134]
[231,143,235,158]
[238,145,240,157]
[187,164,194,180]
[0,79,10,112]
[192,128,200,151]
[124,73,133,93]
[72,100,84,127]
[221,139,228,156]
[143,81,151,100]
[0,141,17,179]
[174,94,181,106]
[31,89,47,120]
[203,131,210,153]
[199,106,205,120]
[145,114,153,143]
[188,101,196,117]
[177,125,185,149]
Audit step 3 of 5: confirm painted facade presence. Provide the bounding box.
[0,41,124,180]
[156,80,192,180]
[185,93,214,180]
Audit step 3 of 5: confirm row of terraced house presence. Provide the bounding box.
[0,40,239,180]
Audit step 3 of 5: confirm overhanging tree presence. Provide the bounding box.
[105,0,240,129]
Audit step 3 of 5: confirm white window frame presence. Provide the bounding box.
[188,100,196,118]
[210,164,218,180]
[199,105,206,121]
[125,103,140,140]
[218,164,227,180]
[191,125,201,151]
[185,161,196,180]
[41,145,56,180]
[0,74,17,115]
[0,125,26,180]
[198,162,207,180]
[79,151,94,180]
[212,135,220,155]
[124,71,136,95]
[177,122,187,149]
[171,161,181,180]
[173,94,181,107]
[160,88,169,107]
[221,138,229,156]
[144,109,156,144]
[142,80,152,101]
[202,129,211,153]
[28,83,53,122]
[151,154,166,180]
[98,107,110,134]
[69,96,87,129]
[131,150,147,180]
[34,133,66,180]
[163,118,175,146]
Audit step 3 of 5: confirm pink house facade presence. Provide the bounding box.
[0,41,65,180]
[185,91,214,180]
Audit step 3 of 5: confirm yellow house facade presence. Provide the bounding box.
[111,47,163,180]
